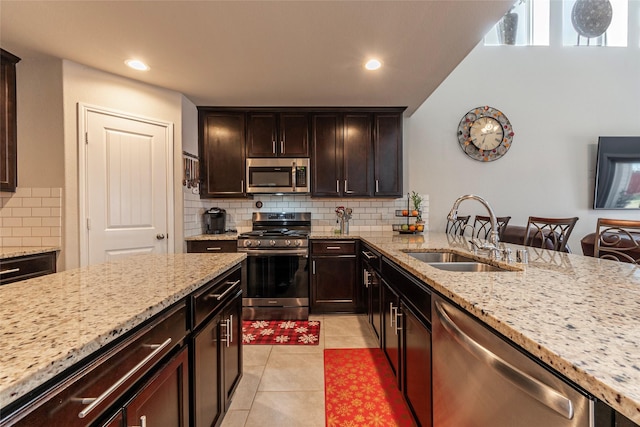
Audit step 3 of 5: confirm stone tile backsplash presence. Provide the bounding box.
[0,188,63,247]
[184,189,429,237]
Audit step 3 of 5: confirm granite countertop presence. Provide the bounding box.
[185,232,239,241]
[0,252,246,409]
[0,246,61,260]
[354,231,640,424]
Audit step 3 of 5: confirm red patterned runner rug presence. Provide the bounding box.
[242,320,320,345]
[324,348,416,427]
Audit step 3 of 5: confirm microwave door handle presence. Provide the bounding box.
[292,162,296,191]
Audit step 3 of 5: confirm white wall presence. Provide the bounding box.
[407,37,640,252]
[61,60,186,269]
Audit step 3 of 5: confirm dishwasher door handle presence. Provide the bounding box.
[434,300,575,420]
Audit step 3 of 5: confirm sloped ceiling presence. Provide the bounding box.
[0,0,512,115]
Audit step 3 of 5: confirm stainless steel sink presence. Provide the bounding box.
[427,262,508,272]
[404,252,476,263]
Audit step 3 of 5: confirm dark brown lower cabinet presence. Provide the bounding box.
[381,279,401,382]
[402,303,432,427]
[310,240,358,313]
[221,296,243,411]
[124,347,189,427]
[193,312,222,427]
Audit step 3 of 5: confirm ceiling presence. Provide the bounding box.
[0,1,512,116]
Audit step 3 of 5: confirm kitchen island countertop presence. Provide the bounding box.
[0,252,245,410]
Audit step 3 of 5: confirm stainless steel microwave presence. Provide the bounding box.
[246,158,310,194]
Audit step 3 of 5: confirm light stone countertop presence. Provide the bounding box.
[0,252,245,410]
[354,231,640,424]
[0,246,60,260]
[185,233,239,241]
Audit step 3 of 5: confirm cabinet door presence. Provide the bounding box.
[199,111,246,197]
[279,112,309,157]
[382,279,400,383]
[1,49,20,192]
[311,256,357,313]
[247,112,278,157]
[369,270,382,342]
[193,314,222,427]
[124,347,189,427]
[311,113,342,197]
[221,294,243,410]
[342,113,372,197]
[374,113,403,197]
[403,304,432,427]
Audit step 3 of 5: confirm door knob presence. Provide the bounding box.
[156,234,165,240]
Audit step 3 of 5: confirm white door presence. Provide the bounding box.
[82,107,172,266]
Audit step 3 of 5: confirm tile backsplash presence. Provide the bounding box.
[0,188,63,247]
[184,189,429,237]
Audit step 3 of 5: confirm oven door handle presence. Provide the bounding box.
[238,249,309,256]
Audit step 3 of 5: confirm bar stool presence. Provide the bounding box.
[524,216,579,253]
[445,215,470,236]
[473,215,511,240]
[594,218,640,264]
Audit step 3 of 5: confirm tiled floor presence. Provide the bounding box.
[221,314,379,427]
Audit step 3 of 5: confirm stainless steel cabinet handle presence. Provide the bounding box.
[281,140,284,154]
[230,314,234,345]
[326,246,341,250]
[272,140,276,154]
[336,180,340,193]
[206,247,222,251]
[225,317,232,347]
[78,338,172,418]
[390,303,396,328]
[362,251,377,260]
[312,260,316,275]
[363,269,370,287]
[395,309,403,334]
[435,300,574,420]
[156,234,165,240]
[131,415,147,427]
[0,268,20,275]
[376,179,379,193]
[241,180,244,192]
[208,279,241,301]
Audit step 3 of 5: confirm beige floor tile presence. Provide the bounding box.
[324,332,379,349]
[322,314,371,337]
[242,344,272,366]
[228,364,265,411]
[220,410,249,427]
[258,352,325,391]
[244,391,325,427]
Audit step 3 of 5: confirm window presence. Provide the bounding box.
[484,0,550,46]
[562,0,628,47]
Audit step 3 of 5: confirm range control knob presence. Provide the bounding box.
[285,240,292,246]
[269,239,276,247]
[295,240,302,247]
[243,240,252,247]
[255,240,261,246]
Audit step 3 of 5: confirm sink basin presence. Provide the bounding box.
[427,262,508,272]
[405,251,475,263]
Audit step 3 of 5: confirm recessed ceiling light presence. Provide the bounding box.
[364,59,382,71]
[125,59,150,71]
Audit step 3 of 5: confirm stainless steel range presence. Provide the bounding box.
[238,212,311,320]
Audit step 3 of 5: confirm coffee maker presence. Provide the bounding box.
[204,208,226,234]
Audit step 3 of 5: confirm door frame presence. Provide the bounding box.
[78,103,175,267]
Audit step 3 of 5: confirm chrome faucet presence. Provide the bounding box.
[448,194,501,260]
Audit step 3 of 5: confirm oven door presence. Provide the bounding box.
[242,253,309,320]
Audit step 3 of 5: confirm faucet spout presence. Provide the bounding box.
[449,194,500,252]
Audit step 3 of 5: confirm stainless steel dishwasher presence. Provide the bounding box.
[432,296,593,427]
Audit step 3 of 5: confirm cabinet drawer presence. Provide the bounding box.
[311,240,356,255]
[6,304,187,427]
[192,266,242,328]
[187,240,237,253]
[0,252,56,285]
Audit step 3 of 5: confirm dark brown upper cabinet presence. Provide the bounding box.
[373,112,403,197]
[198,110,247,198]
[312,112,373,197]
[247,112,309,158]
[1,49,21,193]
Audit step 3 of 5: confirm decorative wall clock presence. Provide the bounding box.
[457,106,514,162]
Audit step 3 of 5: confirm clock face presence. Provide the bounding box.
[469,117,504,151]
[457,106,514,162]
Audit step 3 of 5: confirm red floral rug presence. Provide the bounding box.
[324,348,415,427]
[242,320,320,345]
